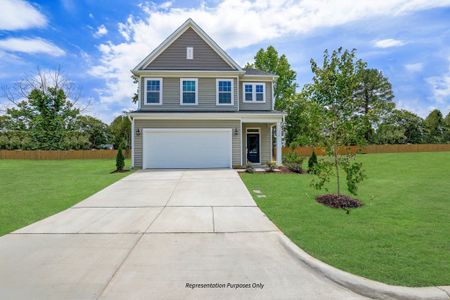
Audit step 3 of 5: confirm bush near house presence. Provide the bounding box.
[283,151,305,173]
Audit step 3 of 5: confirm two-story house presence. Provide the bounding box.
[129,19,284,169]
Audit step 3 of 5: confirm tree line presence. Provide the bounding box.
[249,46,450,146]
[0,70,130,150]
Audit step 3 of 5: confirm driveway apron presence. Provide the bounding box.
[0,169,367,299]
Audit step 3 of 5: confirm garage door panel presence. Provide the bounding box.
[143,129,231,169]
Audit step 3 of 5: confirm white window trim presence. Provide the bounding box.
[144,78,163,105]
[245,127,261,164]
[242,82,266,103]
[216,78,234,106]
[180,78,198,105]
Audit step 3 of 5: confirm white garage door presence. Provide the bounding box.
[143,128,232,169]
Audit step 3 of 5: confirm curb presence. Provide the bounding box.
[278,234,450,300]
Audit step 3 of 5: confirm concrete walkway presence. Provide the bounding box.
[0,170,367,299]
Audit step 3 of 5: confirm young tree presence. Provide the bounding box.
[354,68,395,142]
[246,46,297,110]
[116,144,125,171]
[307,48,367,195]
[109,115,131,149]
[424,109,445,143]
[3,69,81,150]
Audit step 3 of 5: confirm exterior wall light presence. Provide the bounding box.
[234,128,239,136]
[136,128,141,136]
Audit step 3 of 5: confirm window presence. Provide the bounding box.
[216,79,234,105]
[243,83,265,103]
[180,78,198,105]
[244,84,253,101]
[145,78,162,104]
[186,47,193,59]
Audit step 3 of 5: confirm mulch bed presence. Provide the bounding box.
[315,194,363,211]
[276,167,307,174]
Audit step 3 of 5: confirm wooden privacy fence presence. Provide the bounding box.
[0,150,130,160]
[282,144,450,156]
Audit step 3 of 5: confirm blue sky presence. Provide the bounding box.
[0,0,449,123]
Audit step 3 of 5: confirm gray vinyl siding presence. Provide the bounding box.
[144,28,234,70]
[134,119,241,168]
[242,123,273,165]
[239,81,273,111]
[140,77,238,111]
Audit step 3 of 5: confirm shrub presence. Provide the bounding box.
[245,163,255,173]
[266,161,277,172]
[308,150,318,173]
[116,145,125,171]
[283,151,305,173]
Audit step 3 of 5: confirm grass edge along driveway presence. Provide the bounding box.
[0,159,132,236]
[241,152,450,287]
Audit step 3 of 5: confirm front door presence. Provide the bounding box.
[247,133,260,163]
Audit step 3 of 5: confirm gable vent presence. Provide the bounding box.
[186,47,193,60]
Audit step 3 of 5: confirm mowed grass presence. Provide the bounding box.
[0,159,131,236]
[241,152,450,287]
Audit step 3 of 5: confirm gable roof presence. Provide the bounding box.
[133,19,242,72]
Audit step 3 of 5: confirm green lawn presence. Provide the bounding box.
[241,152,450,287]
[0,159,131,236]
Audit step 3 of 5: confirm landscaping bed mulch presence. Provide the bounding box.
[277,166,307,174]
[316,194,363,211]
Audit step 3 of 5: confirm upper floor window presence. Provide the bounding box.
[186,47,193,59]
[145,78,162,105]
[180,78,198,105]
[243,83,265,103]
[216,79,234,105]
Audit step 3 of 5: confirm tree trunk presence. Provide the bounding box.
[333,145,340,195]
[364,87,370,141]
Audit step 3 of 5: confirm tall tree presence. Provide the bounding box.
[284,89,323,146]
[248,46,297,110]
[375,109,425,144]
[445,112,450,142]
[307,48,367,195]
[109,115,131,149]
[354,68,395,141]
[3,70,81,150]
[75,116,110,149]
[424,109,445,143]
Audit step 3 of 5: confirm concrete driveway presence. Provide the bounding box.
[0,170,366,299]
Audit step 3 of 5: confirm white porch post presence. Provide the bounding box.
[276,121,282,165]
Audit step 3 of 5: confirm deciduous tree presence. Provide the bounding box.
[307,48,367,195]
[247,46,297,110]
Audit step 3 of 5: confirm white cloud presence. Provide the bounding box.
[373,38,406,48]
[426,75,450,104]
[94,25,108,38]
[90,0,450,106]
[0,38,65,57]
[425,56,450,106]
[0,0,47,30]
[405,63,423,72]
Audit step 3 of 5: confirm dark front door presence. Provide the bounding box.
[247,133,260,163]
